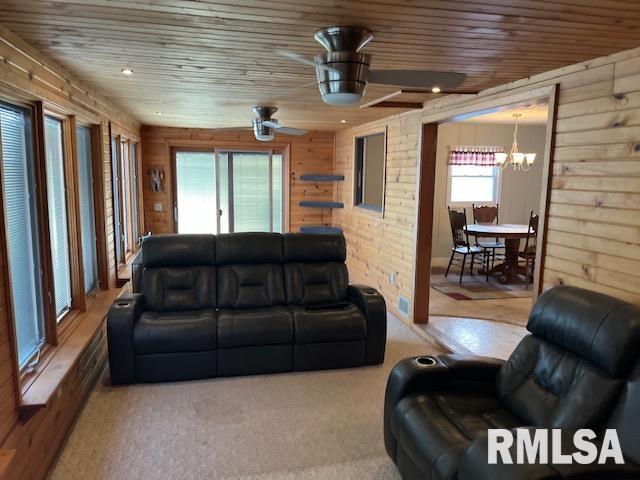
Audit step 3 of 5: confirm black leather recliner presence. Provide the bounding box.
[384,286,640,480]
[107,232,386,384]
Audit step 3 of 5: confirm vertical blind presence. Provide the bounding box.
[0,103,45,367]
[111,136,122,263]
[129,143,139,244]
[76,125,98,293]
[44,116,72,319]
[176,151,217,234]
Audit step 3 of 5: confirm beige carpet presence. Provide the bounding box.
[48,314,444,480]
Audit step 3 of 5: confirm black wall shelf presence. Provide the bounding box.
[299,174,345,182]
[299,226,343,234]
[299,201,344,209]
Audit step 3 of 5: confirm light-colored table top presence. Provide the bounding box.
[464,223,531,239]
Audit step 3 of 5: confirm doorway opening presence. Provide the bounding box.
[413,87,557,358]
[173,149,285,234]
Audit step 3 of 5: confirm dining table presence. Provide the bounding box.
[463,223,532,284]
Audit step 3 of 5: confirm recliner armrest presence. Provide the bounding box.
[458,428,640,480]
[349,284,386,365]
[384,354,505,461]
[107,293,145,384]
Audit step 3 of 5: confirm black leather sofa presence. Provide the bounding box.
[384,286,640,480]
[107,232,386,384]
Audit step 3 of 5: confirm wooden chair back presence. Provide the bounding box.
[523,210,540,254]
[448,207,470,249]
[472,204,499,224]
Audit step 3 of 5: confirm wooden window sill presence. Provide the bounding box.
[17,287,125,420]
[116,250,140,287]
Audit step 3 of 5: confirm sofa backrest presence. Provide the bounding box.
[215,232,285,309]
[141,234,217,312]
[283,233,348,307]
[496,286,640,430]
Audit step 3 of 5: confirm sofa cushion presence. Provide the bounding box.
[285,263,348,306]
[142,234,215,267]
[217,307,293,348]
[291,303,366,344]
[218,264,285,308]
[142,266,217,312]
[496,334,623,429]
[283,233,346,263]
[133,310,217,354]
[391,392,520,480]
[216,232,283,264]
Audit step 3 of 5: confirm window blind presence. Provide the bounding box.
[44,116,72,319]
[176,151,217,234]
[1,103,45,367]
[232,152,271,233]
[76,126,98,293]
[129,143,139,244]
[111,136,122,263]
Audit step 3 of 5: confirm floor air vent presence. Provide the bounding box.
[398,295,411,317]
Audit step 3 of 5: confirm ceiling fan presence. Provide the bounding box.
[252,106,307,141]
[279,26,467,106]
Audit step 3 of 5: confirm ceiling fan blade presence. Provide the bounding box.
[368,70,466,89]
[261,120,279,128]
[276,126,308,136]
[276,49,339,74]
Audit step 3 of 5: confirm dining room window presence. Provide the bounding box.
[447,146,502,205]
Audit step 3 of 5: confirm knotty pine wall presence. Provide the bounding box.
[334,46,640,322]
[140,127,335,234]
[0,27,139,479]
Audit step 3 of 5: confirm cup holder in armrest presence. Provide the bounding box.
[114,301,132,308]
[412,356,437,367]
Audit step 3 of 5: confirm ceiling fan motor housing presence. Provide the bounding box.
[252,106,278,141]
[313,26,374,106]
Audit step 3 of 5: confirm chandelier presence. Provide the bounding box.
[494,113,536,171]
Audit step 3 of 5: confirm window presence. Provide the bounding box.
[354,132,385,211]
[112,136,140,265]
[448,165,500,204]
[111,135,122,264]
[44,116,72,320]
[76,125,98,293]
[129,142,139,244]
[174,150,284,234]
[0,103,46,368]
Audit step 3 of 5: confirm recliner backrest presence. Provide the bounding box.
[496,286,640,429]
[606,359,640,464]
[141,234,217,312]
[283,233,348,306]
[216,232,285,309]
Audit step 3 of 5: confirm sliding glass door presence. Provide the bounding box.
[174,149,284,234]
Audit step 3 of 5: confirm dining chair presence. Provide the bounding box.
[472,203,505,268]
[518,210,539,289]
[445,207,488,283]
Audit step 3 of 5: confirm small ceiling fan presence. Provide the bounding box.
[252,106,307,141]
[279,26,467,106]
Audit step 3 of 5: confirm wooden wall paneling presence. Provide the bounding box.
[0,26,138,480]
[140,127,335,234]
[334,46,640,328]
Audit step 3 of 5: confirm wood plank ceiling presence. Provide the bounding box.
[1,0,640,130]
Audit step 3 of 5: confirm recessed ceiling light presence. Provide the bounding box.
[432,87,441,93]
[340,119,347,124]
[121,67,134,75]
[156,111,163,115]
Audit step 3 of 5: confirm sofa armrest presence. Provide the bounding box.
[458,428,639,480]
[384,354,505,461]
[107,293,145,385]
[349,284,386,365]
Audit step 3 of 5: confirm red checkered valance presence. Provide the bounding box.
[448,146,505,166]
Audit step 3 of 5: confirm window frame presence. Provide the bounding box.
[446,164,502,207]
[353,128,387,215]
[0,98,110,391]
